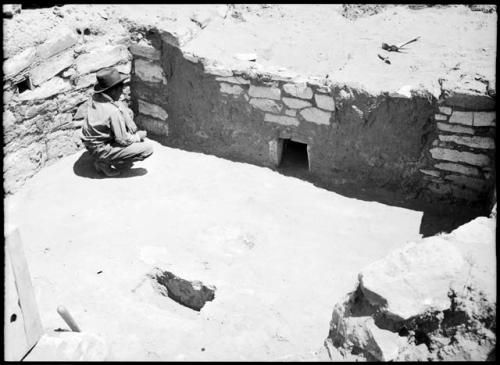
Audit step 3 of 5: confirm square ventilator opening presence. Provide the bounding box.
[279,139,309,171]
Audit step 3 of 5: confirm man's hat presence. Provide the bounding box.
[94,67,129,93]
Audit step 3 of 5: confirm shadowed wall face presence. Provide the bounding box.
[129,30,495,209]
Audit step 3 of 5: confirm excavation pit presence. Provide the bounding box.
[148,267,216,311]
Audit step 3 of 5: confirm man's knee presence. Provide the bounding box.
[139,142,153,159]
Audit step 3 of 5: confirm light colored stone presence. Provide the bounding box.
[19,77,71,101]
[439,106,453,115]
[215,76,250,85]
[283,83,313,99]
[473,112,496,127]
[29,51,74,86]
[249,98,282,113]
[24,332,107,361]
[219,82,243,95]
[37,28,78,59]
[444,174,487,191]
[264,113,299,126]
[134,59,166,84]
[129,42,160,61]
[205,67,232,77]
[314,94,335,111]
[438,135,495,150]
[285,109,296,117]
[75,73,96,89]
[76,45,130,75]
[300,107,331,125]
[448,111,473,126]
[59,93,88,112]
[3,4,21,16]
[136,115,169,136]
[248,85,281,100]
[419,169,440,177]
[434,162,480,177]
[360,215,496,320]
[3,110,16,127]
[434,113,448,121]
[3,47,37,79]
[282,97,311,109]
[138,99,168,120]
[436,122,474,135]
[115,62,132,75]
[430,148,490,167]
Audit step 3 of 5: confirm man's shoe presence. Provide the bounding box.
[114,161,134,171]
[94,160,120,177]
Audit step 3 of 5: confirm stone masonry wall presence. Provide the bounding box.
[3,25,132,194]
[420,104,496,204]
[127,28,495,206]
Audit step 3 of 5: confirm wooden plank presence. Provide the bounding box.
[4,252,29,361]
[5,227,44,358]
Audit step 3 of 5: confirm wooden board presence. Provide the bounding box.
[4,226,44,360]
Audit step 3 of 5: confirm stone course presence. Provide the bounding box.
[422,103,495,202]
[249,98,282,113]
[248,85,281,100]
[282,83,313,99]
[264,113,299,126]
[282,97,311,109]
[448,111,473,126]
[138,99,168,120]
[134,58,167,84]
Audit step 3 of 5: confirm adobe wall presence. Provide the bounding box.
[129,28,496,207]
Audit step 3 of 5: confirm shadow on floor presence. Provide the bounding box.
[276,163,488,239]
[73,151,148,179]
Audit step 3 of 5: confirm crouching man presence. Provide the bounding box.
[81,67,153,177]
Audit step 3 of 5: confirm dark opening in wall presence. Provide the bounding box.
[16,76,32,94]
[279,139,309,171]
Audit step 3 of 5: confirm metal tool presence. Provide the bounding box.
[57,305,81,332]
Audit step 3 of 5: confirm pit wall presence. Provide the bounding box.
[420,105,496,204]
[3,27,132,194]
[128,30,495,206]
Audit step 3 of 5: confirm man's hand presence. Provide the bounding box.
[136,130,147,141]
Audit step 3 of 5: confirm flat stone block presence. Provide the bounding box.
[215,76,250,85]
[37,28,78,59]
[3,47,37,79]
[438,135,495,150]
[299,107,331,125]
[282,97,311,109]
[75,73,96,89]
[249,98,282,113]
[136,115,169,136]
[129,42,160,61]
[282,83,313,99]
[314,94,335,111]
[248,85,281,100]
[19,77,71,101]
[134,59,166,84]
[285,109,296,117]
[444,174,487,191]
[430,147,490,167]
[264,113,299,126]
[419,169,441,177]
[219,82,243,95]
[30,51,74,86]
[448,111,473,126]
[439,106,453,115]
[76,45,130,75]
[115,62,132,75]
[205,66,232,77]
[434,114,448,121]
[436,122,474,135]
[138,99,168,120]
[434,162,480,177]
[473,112,496,127]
